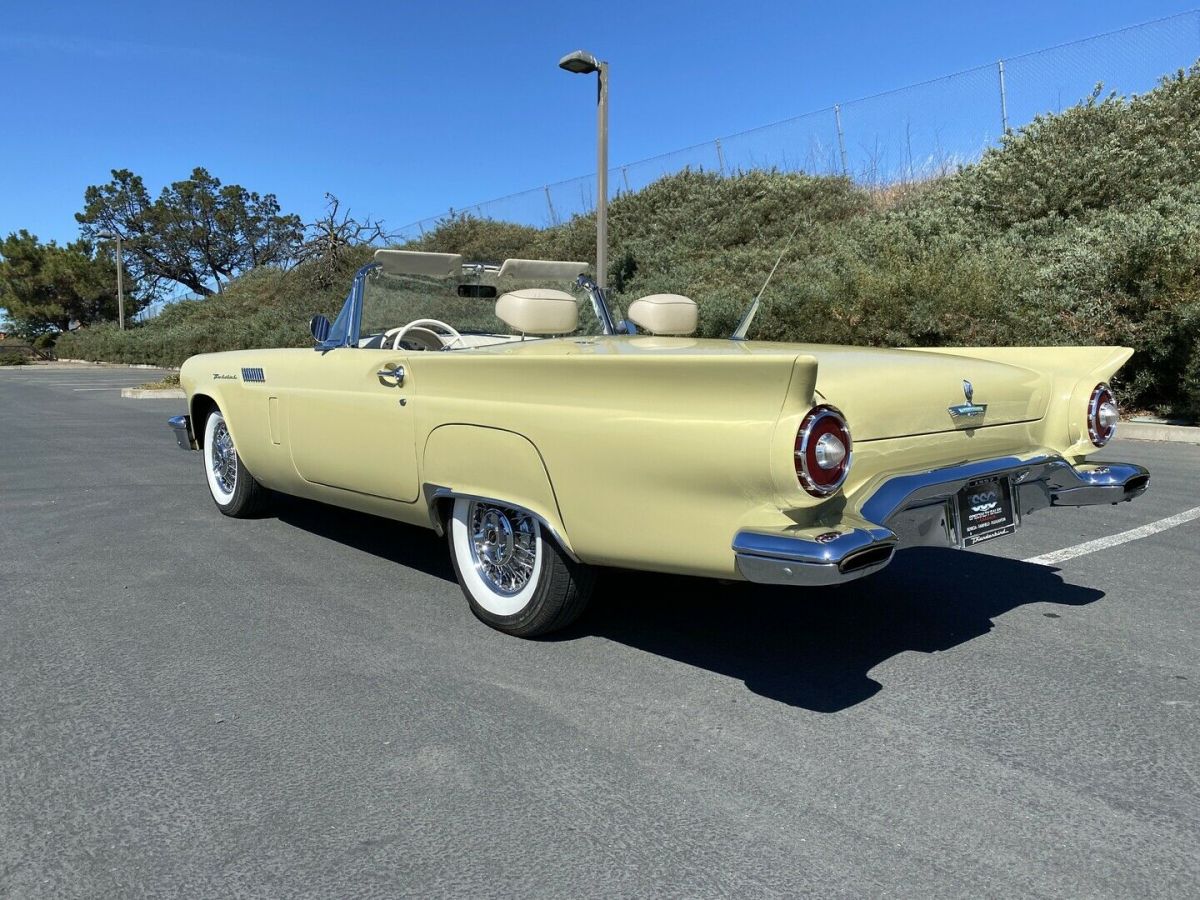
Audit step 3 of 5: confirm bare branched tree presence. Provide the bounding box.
[297,194,398,287]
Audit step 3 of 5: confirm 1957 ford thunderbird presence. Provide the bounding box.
[169,250,1150,636]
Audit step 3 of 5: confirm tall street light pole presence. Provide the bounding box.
[96,231,126,330]
[558,49,609,289]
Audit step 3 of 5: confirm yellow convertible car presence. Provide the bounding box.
[169,250,1149,636]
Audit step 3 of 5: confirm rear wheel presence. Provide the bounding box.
[202,408,269,517]
[447,497,593,637]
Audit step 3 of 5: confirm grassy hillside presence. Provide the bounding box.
[55,247,375,367]
[57,64,1200,417]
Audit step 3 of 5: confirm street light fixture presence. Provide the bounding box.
[95,231,126,330]
[558,49,609,289]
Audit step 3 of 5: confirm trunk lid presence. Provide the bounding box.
[797,345,1051,441]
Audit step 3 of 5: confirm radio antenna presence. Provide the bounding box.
[731,221,803,341]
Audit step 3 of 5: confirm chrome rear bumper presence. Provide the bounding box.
[734,455,1149,587]
[733,524,897,586]
[168,414,198,450]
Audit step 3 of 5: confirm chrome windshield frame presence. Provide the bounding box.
[315,261,381,351]
[575,274,616,336]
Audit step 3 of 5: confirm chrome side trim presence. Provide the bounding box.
[421,484,580,563]
[168,414,198,451]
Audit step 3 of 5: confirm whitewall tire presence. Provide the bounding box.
[202,408,268,517]
[447,497,593,637]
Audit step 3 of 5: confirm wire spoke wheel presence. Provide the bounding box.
[447,496,594,637]
[211,421,238,495]
[468,502,539,595]
[201,407,268,518]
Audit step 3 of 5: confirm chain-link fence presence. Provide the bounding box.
[394,9,1200,242]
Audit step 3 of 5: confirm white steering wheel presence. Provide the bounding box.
[384,318,465,351]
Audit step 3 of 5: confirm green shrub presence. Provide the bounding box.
[55,247,371,367]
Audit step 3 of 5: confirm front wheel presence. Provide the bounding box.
[202,408,269,517]
[447,498,594,637]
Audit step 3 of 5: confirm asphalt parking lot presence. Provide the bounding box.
[1,365,1197,898]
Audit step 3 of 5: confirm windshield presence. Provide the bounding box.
[357,266,608,350]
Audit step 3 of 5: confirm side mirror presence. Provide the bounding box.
[309,314,331,343]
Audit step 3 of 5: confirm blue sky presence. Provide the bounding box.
[2,0,1198,250]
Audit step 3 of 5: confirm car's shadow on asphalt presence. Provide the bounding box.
[273,496,457,583]
[560,548,1103,713]
[270,498,1102,714]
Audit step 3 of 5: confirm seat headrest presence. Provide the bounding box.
[627,294,698,336]
[495,288,579,335]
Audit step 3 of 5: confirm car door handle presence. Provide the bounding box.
[377,364,405,385]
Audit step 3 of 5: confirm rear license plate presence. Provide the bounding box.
[957,477,1017,546]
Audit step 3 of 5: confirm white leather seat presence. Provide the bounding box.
[495,288,579,335]
[627,294,698,336]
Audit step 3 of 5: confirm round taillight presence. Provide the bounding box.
[1088,383,1119,447]
[795,406,852,496]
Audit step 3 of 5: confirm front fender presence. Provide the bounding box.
[181,353,239,451]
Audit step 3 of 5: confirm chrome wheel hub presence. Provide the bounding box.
[469,502,537,596]
[211,422,237,494]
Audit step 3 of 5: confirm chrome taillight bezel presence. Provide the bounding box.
[795,405,852,497]
[1087,383,1118,447]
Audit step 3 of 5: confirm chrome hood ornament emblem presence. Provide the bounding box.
[949,379,988,419]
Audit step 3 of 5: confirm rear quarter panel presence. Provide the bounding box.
[409,342,816,577]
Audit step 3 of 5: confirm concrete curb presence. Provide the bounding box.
[121,388,185,400]
[1120,421,1200,444]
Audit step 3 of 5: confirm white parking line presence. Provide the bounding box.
[1024,505,1200,566]
[72,387,129,391]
